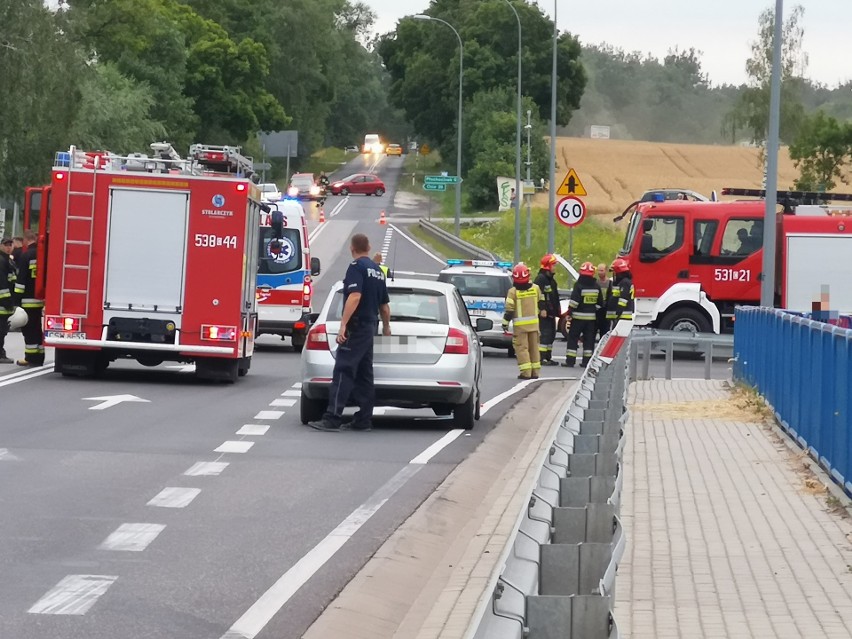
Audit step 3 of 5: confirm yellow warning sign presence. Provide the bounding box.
[556,168,587,197]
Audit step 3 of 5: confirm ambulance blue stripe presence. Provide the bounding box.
[257,270,307,287]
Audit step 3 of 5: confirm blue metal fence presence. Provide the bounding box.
[734,307,852,496]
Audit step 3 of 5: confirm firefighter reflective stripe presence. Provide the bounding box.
[25,344,44,355]
[514,315,538,326]
[14,283,24,294]
[506,286,543,333]
[0,289,10,300]
[21,298,44,309]
[518,361,532,371]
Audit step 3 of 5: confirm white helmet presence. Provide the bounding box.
[8,307,27,330]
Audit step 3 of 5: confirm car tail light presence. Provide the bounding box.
[45,315,81,332]
[302,282,312,307]
[306,324,330,350]
[444,328,469,355]
[201,324,237,341]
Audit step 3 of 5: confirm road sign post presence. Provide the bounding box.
[555,195,586,264]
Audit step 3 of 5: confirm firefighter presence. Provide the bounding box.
[595,262,611,340]
[14,230,44,367]
[534,254,560,366]
[563,261,603,368]
[606,257,634,328]
[502,263,545,380]
[0,238,16,364]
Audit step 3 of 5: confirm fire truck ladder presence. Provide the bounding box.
[60,155,100,316]
[189,144,255,179]
[721,188,852,212]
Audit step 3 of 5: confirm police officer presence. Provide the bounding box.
[606,257,634,328]
[534,254,560,365]
[373,252,391,279]
[563,261,603,368]
[14,230,44,367]
[0,237,16,364]
[503,263,545,380]
[310,233,391,432]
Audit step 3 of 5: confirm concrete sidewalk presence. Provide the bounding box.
[617,379,852,639]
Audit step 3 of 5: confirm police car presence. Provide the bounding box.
[437,259,514,356]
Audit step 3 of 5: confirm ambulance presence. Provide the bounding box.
[256,197,320,351]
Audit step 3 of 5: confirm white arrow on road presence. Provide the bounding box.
[83,394,151,411]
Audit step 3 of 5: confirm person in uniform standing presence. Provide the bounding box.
[605,258,634,328]
[310,233,391,432]
[0,238,16,364]
[14,230,44,367]
[533,254,560,366]
[595,262,611,340]
[563,261,603,368]
[502,263,545,380]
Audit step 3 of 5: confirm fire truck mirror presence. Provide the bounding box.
[271,210,284,239]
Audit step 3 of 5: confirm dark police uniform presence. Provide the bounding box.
[533,268,559,363]
[316,256,389,430]
[15,242,44,366]
[564,275,602,368]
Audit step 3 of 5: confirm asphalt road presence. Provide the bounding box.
[0,153,577,639]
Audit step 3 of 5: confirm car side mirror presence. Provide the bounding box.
[310,257,321,276]
[475,317,493,332]
[271,210,284,239]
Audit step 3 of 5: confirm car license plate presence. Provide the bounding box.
[468,309,486,316]
[45,331,86,340]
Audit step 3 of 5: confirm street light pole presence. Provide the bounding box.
[525,109,532,249]
[547,0,557,254]
[499,0,523,264]
[413,15,464,237]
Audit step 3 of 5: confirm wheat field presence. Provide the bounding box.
[532,138,801,216]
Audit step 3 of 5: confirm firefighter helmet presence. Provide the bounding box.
[512,263,531,284]
[7,307,27,330]
[611,257,630,274]
[540,254,557,270]
[579,261,596,277]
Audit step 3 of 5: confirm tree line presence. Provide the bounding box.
[0,0,403,203]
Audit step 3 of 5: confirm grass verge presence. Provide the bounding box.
[404,224,467,261]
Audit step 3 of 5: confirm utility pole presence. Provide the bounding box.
[547,0,557,254]
[525,110,532,249]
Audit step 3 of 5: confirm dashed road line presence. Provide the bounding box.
[254,410,284,420]
[147,487,201,509]
[215,441,255,454]
[28,575,118,615]
[99,523,165,552]
[184,461,229,476]
[280,390,301,398]
[269,398,297,408]
[236,424,270,436]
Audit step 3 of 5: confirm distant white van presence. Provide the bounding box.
[362,134,383,154]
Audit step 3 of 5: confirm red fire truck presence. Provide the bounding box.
[616,188,852,333]
[31,143,264,381]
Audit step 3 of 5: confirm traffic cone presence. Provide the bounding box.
[319,208,326,223]
[379,210,387,225]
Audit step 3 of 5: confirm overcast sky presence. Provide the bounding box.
[365,0,852,87]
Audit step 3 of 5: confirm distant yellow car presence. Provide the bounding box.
[385,143,403,156]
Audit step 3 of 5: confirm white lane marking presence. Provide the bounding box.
[0,448,21,461]
[291,382,302,389]
[0,366,54,388]
[381,227,394,262]
[410,429,465,465]
[479,377,577,416]
[236,424,270,436]
[184,461,229,476]
[0,364,54,382]
[269,398,296,408]
[83,394,150,411]
[28,575,117,615]
[147,487,201,509]
[280,390,301,398]
[389,223,444,265]
[215,440,254,454]
[254,410,284,420]
[220,464,421,639]
[99,523,165,552]
[328,196,349,218]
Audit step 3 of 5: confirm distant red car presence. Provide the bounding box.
[329,173,386,196]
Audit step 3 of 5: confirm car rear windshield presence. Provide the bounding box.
[327,288,449,324]
[258,228,302,274]
[438,273,510,298]
[291,176,314,188]
[260,184,279,193]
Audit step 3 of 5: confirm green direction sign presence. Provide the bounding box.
[424,175,461,185]
[423,183,446,192]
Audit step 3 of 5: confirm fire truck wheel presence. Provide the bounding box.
[300,391,325,424]
[238,357,250,377]
[658,307,712,334]
[196,358,239,383]
[55,348,104,378]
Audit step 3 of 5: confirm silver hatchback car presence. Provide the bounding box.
[300,279,493,429]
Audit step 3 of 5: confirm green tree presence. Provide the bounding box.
[789,111,852,191]
[0,0,82,199]
[724,4,807,152]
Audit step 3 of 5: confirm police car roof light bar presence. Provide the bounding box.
[446,259,513,269]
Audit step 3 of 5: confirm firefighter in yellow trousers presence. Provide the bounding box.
[502,263,545,379]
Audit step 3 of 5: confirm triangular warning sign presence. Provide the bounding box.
[556,168,587,197]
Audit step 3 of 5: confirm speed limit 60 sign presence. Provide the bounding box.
[555,196,586,227]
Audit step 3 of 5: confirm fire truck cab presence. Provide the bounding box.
[618,189,852,333]
[39,143,264,382]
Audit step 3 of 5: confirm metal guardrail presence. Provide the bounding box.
[465,334,630,639]
[417,218,501,261]
[734,307,852,496]
[628,328,734,381]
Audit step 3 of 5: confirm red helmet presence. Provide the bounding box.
[512,263,531,284]
[611,257,630,274]
[579,261,596,277]
[540,254,557,270]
